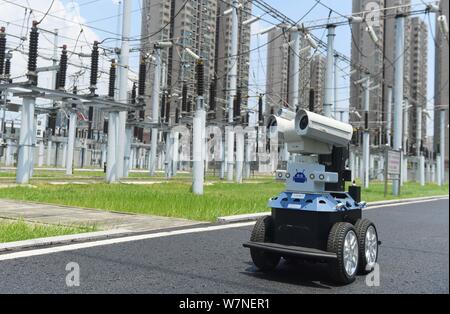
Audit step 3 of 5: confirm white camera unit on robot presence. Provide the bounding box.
[267,108,353,155]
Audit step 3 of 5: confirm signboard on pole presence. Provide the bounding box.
[384,149,401,196]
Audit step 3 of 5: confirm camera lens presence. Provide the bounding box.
[299,115,309,130]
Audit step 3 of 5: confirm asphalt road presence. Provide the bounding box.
[0,198,448,294]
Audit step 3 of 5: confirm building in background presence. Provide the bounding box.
[408,16,428,153]
[264,26,312,116]
[434,0,449,174]
[350,0,412,145]
[214,0,253,123]
[309,54,326,114]
[265,27,289,115]
[140,0,252,138]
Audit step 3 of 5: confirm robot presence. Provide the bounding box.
[243,109,379,285]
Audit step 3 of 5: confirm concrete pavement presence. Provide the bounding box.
[0,199,202,232]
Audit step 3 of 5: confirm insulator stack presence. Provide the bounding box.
[48,112,57,136]
[187,99,192,113]
[72,86,78,108]
[108,59,116,98]
[165,98,170,123]
[0,27,6,76]
[233,90,242,119]
[161,93,166,120]
[181,83,188,112]
[55,71,60,90]
[88,106,94,139]
[209,78,217,112]
[258,95,263,125]
[4,58,10,78]
[129,83,137,122]
[131,82,137,104]
[138,58,146,96]
[103,120,108,135]
[175,107,180,124]
[27,21,39,85]
[196,59,204,97]
[57,45,68,90]
[90,41,99,93]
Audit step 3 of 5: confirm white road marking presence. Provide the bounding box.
[364,196,448,210]
[0,222,256,261]
[0,197,447,261]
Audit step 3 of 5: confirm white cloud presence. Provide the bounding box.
[1,0,112,111]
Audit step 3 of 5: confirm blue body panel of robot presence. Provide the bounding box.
[268,191,361,213]
[271,161,363,213]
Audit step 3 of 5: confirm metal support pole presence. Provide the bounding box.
[392,14,405,196]
[149,49,162,176]
[172,131,179,176]
[436,154,441,185]
[350,148,356,182]
[123,126,132,177]
[226,0,239,182]
[16,97,35,184]
[193,59,205,194]
[288,27,300,111]
[106,112,119,182]
[38,140,44,167]
[419,155,425,186]
[46,140,53,166]
[363,78,370,189]
[439,109,446,185]
[165,132,172,179]
[117,0,132,178]
[219,136,225,179]
[235,130,244,183]
[416,105,425,185]
[5,139,13,166]
[386,87,392,147]
[66,112,77,175]
[192,102,205,194]
[334,54,338,117]
[403,99,409,155]
[323,25,336,118]
[61,142,67,168]
[402,99,409,185]
[430,160,436,183]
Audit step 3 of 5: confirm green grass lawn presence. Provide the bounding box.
[0,219,96,243]
[0,180,447,222]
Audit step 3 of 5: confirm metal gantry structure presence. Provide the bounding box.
[0,0,447,192]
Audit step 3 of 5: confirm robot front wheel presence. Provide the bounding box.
[327,220,379,284]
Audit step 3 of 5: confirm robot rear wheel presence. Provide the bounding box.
[250,216,280,272]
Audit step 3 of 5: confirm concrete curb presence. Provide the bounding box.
[216,195,449,223]
[0,229,131,253]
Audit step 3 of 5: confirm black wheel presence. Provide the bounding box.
[327,222,359,284]
[250,216,280,272]
[354,219,379,274]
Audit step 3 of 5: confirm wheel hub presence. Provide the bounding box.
[365,225,378,268]
[343,230,358,276]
